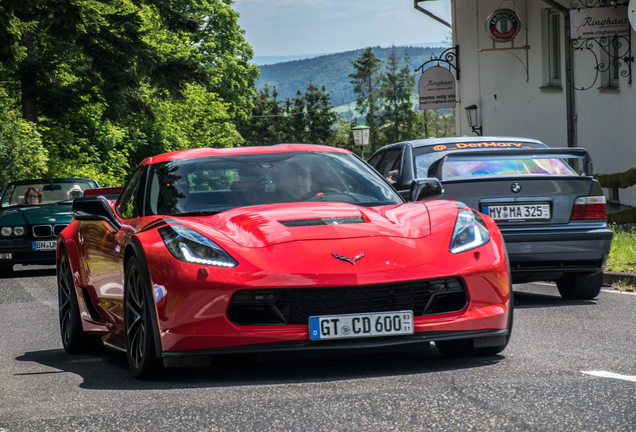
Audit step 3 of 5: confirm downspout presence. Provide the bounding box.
[414,0,452,28]
[542,0,576,148]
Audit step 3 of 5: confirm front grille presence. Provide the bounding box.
[33,225,52,237]
[227,278,467,326]
[53,224,68,235]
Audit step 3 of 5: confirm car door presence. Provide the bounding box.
[81,167,147,328]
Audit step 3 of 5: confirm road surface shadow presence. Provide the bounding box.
[513,284,597,309]
[16,343,504,391]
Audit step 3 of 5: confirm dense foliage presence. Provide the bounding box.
[0,0,258,188]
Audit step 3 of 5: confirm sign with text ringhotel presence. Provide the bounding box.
[570,7,630,39]
[418,66,456,110]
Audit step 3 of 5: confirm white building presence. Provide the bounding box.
[416,0,636,207]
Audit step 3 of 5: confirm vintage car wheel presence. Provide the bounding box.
[435,290,514,357]
[57,250,100,353]
[124,256,161,379]
[556,272,603,300]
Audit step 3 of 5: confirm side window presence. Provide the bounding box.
[374,149,402,184]
[117,167,145,219]
[367,152,384,169]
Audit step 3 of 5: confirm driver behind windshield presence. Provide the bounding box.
[273,162,313,202]
[25,187,42,204]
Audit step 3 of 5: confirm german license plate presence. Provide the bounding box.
[309,311,414,341]
[483,204,550,221]
[32,240,57,251]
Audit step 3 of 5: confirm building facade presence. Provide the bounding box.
[423,0,636,205]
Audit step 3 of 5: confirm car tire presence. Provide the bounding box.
[57,250,101,353]
[124,256,161,379]
[435,289,514,357]
[556,272,603,300]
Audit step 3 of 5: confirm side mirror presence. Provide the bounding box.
[72,196,122,231]
[408,178,444,202]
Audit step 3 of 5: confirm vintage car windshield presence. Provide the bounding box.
[147,151,403,215]
[1,180,97,207]
[441,157,578,179]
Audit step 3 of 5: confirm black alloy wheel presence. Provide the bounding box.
[124,256,160,379]
[435,289,514,357]
[58,250,100,353]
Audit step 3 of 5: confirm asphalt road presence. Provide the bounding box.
[1,265,635,431]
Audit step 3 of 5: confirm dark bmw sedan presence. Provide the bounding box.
[368,136,613,300]
[0,178,99,274]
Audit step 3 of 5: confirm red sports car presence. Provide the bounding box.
[57,144,512,378]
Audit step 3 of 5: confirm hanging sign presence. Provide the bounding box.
[486,9,521,42]
[570,7,630,39]
[630,0,636,32]
[418,66,456,110]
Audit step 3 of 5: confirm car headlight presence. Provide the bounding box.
[158,225,238,268]
[13,226,25,236]
[450,208,490,254]
[1,227,12,236]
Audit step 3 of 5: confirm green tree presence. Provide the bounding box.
[349,47,383,152]
[303,82,337,144]
[378,47,417,143]
[0,88,47,189]
[0,0,258,124]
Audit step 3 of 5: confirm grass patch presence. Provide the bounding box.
[606,225,636,273]
[610,278,635,292]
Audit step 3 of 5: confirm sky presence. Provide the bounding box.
[232,0,451,59]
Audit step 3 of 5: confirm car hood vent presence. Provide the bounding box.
[279,216,365,227]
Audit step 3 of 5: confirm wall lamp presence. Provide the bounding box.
[465,104,483,136]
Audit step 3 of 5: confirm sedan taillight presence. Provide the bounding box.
[571,196,607,220]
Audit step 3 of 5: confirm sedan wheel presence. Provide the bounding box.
[58,250,100,353]
[556,272,603,300]
[124,256,160,379]
[435,290,514,357]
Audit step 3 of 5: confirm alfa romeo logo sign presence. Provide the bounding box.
[486,9,521,42]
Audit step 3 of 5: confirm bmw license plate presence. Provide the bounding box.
[32,240,57,251]
[309,311,414,341]
[482,204,550,221]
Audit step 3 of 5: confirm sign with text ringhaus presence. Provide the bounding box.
[570,7,630,39]
[418,66,456,110]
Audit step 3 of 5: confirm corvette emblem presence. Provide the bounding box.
[332,252,365,265]
[511,183,521,193]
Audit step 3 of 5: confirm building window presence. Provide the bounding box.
[601,36,620,89]
[548,11,561,87]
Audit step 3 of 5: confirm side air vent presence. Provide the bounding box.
[279,216,365,227]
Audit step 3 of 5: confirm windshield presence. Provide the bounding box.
[147,152,402,215]
[441,157,578,179]
[1,180,98,207]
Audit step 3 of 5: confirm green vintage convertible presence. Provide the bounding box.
[0,178,99,274]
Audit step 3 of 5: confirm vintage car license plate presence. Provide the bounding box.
[483,204,550,221]
[32,240,57,251]
[309,310,414,340]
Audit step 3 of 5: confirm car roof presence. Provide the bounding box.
[396,136,547,148]
[141,144,352,166]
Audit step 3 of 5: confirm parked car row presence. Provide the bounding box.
[0,136,612,379]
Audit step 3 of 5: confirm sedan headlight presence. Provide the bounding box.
[158,225,238,268]
[1,226,25,236]
[450,208,490,254]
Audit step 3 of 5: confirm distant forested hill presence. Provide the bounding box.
[255,46,447,107]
